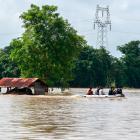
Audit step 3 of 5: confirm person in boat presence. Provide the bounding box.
[87,87,93,95]
[115,87,125,97]
[95,87,100,95]
[116,88,122,94]
[108,87,115,95]
[95,86,105,95]
[99,87,105,95]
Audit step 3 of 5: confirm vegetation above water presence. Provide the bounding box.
[0,4,140,88]
[71,41,140,88]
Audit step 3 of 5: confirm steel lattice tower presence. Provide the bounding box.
[94,5,111,48]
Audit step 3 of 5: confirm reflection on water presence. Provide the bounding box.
[0,90,140,140]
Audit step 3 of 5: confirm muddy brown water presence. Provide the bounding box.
[0,89,140,140]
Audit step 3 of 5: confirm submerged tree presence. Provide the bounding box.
[10,4,86,86]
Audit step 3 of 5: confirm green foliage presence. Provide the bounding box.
[118,41,140,88]
[0,47,20,78]
[70,46,112,87]
[10,4,86,86]
[110,58,126,87]
[71,41,140,88]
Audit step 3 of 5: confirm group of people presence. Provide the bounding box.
[87,87,125,97]
[87,87,105,95]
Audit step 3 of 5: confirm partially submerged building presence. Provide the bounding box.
[0,78,48,95]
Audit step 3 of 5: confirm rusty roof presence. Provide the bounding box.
[0,78,42,87]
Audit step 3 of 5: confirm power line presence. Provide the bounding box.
[69,16,140,24]
[81,30,140,36]
[111,30,140,35]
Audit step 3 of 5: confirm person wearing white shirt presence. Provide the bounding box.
[99,87,105,95]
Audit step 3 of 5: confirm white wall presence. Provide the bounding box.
[0,87,7,94]
[48,88,69,94]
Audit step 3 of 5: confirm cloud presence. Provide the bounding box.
[0,0,140,57]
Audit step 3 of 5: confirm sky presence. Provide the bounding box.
[0,0,140,57]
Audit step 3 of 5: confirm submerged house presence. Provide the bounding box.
[0,78,48,95]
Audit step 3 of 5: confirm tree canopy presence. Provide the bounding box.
[0,46,20,78]
[70,41,140,88]
[70,46,112,87]
[10,4,86,86]
[118,41,140,88]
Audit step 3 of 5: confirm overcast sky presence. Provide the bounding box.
[0,0,140,57]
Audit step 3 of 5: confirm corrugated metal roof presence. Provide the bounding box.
[0,78,40,87]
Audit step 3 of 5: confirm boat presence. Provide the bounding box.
[83,94,125,98]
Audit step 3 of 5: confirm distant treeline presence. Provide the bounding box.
[0,4,140,88]
[70,42,140,88]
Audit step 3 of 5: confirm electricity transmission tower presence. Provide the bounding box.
[94,5,111,48]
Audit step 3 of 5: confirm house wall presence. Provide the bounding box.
[0,87,7,93]
[34,81,46,95]
[30,87,35,94]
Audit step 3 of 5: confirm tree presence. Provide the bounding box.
[70,46,112,87]
[110,58,126,87]
[10,4,86,86]
[70,46,96,87]
[95,47,112,87]
[118,41,140,88]
[0,47,20,78]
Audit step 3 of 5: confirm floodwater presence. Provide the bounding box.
[0,89,140,140]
